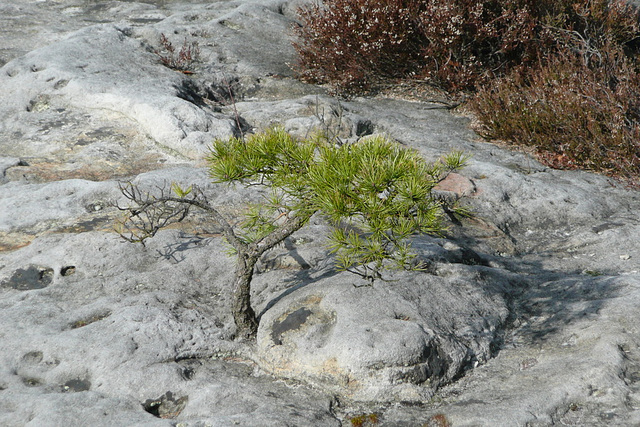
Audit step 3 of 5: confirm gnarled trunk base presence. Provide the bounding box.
[232,254,259,339]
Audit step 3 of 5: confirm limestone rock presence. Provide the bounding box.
[0,24,236,161]
[256,267,511,402]
[2,0,640,425]
[0,230,338,426]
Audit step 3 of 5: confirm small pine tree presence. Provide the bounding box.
[117,127,467,339]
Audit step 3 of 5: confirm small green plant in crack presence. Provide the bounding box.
[155,33,201,73]
[350,412,379,427]
[117,127,468,339]
[584,269,603,277]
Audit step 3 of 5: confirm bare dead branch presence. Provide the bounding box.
[116,181,246,253]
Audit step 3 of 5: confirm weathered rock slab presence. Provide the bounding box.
[256,266,512,402]
[0,230,338,426]
[2,0,640,425]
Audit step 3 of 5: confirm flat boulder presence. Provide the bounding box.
[257,265,512,402]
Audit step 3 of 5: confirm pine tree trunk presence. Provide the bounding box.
[231,253,259,340]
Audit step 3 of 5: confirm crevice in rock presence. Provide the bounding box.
[22,377,43,387]
[142,391,189,419]
[60,265,76,276]
[70,311,111,329]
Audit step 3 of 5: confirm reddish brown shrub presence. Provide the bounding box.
[293,0,426,95]
[470,0,640,184]
[294,0,554,93]
[415,0,544,92]
[155,34,201,73]
[294,0,640,92]
[294,0,640,183]
[538,0,640,55]
[470,46,640,183]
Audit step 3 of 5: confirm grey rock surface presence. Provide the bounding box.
[1,23,236,160]
[0,230,338,427]
[256,266,513,403]
[1,0,640,426]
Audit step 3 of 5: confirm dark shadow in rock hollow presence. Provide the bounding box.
[271,307,313,345]
[513,273,623,346]
[443,220,622,349]
[60,378,91,393]
[173,76,251,136]
[2,265,54,290]
[174,79,210,109]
